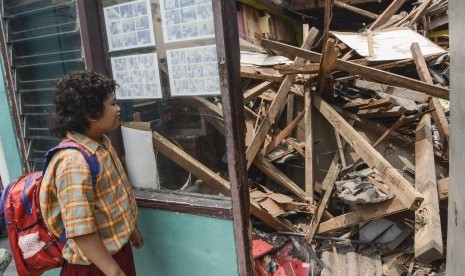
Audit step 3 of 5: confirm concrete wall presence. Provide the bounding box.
[447,1,465,275]
[0,65,23,184]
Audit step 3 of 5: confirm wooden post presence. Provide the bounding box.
[414,114,443,262]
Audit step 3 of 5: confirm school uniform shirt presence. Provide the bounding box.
[40,132,138,265]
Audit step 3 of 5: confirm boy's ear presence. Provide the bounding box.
[86,115,98,123]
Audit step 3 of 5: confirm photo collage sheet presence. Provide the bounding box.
[161,0,221,96]
[105,0,221,99]
[105,0,162,99]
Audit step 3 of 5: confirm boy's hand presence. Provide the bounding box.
[130,225,144,249]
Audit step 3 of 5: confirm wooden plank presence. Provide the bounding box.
[410,42,434,84]
[246,28,319,169]
[323,0,333,44]
[313,94,423,210]
[261,39,449,99]
[368,0,408,30]
[306,163,342,242]
[152,131,295,232]
[317,38,339,100]
[285,137,305,157]
[411,42,450,146]
[317,198,406,233]
[291,0,380,11]
[304,84,314,200]
[254,153,311,202]
[356,106,405,118]
[243,81,274,103]
[240,65,284,82]
[410,0,433,25]
[317,177,449,234]
[273,63,320,75]
[367,29,374,57]
[343,97,394,111]
[414,114,443,262]
[372,115,406,148]
[354,79,429,103]
[333,0,379,20]
[263,111,305,155]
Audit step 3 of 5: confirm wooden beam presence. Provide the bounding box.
[411,42,450,146]
[367,29,374,57]
[333,0,378,20]
[368,0,408,30]
[410,42,434,84]
[273,63,320,75]
[317,198,405,233]
[246,28,319,169]
[263,111,305,155]
[410,0,433,25]
[373,115,406,148]
[414,114,443,262]
[306,163,342,242]
[243,81,274,103]
[152,131,295,231]
[317,38,339,100]
[313,94,423,210]
[261,39,449,100]
[304,84,314,200]
[254,153,311,202]
[323,0,333,44]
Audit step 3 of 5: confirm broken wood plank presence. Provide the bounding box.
[317,198,405,233]
[254,153,311,202]
[317,38,339,100]
[354,80,429,103]
[411,42,450,146]
[369,0,408,30]
[262,111,306,155]
[372,115,407,148]
[306,163,342,242]
[343,97,395,111]
[246,28,319,169]
[304,84,314,200]
[323,0,333,45]
[414,114,443,262]
[261,39,449,99]
[152,131,296,232]
[313,94,423,210]
[410,0,433,25]
[367,29,374,57]
[356,106,405,119]
[333,0,379,20]
[273,63,320,75]
[243,81,274,103]
[240,65,285,82]
[411,42,434,84]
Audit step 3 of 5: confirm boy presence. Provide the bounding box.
[40,71,143,275]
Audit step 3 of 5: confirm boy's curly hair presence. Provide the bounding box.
[50,71,117,138]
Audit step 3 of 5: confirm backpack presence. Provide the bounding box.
[0,141,99,276]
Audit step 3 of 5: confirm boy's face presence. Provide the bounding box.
[91,92,121,135]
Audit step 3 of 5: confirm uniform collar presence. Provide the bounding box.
[66,132,111,155]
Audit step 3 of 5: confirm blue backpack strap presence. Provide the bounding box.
[42,141,100,243]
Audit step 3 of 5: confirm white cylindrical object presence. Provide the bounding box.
[0,137,10,185]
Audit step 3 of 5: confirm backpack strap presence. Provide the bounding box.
[42,141,100,243]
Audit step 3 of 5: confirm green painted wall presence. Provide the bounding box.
[44,207,239,275]
[0,65,23,181]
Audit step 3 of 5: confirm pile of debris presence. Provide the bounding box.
[149,0,450,275]
[239,0,449,275]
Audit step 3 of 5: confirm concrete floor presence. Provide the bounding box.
[0,237,16,276]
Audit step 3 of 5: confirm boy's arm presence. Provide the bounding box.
[73,233,126,276]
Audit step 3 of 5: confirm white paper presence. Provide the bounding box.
[121,126,159,189]
[104,0,156,51]
[160,0,215,43]
[111,53,163,99]
[332,29,446,61]
[167,45,221,96]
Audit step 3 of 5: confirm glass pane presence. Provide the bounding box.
[101,0,229,197]
[3,0,84,169]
